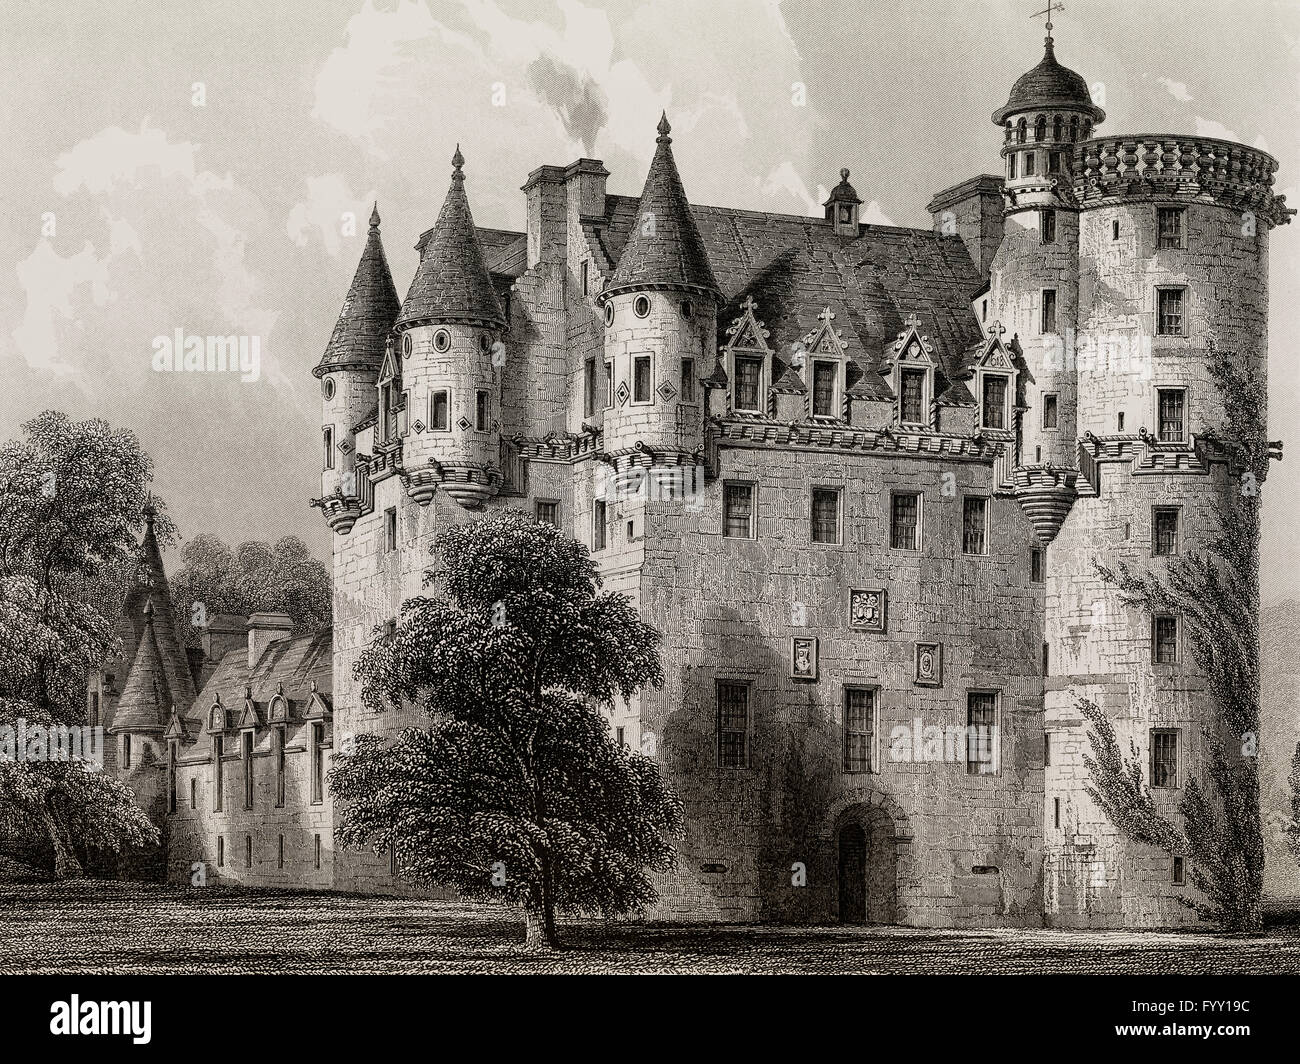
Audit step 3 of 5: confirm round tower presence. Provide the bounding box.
[313,204,401,534]
[595,113,720,469]
[394,147,507,509]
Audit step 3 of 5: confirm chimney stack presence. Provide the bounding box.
[247,611,294,669]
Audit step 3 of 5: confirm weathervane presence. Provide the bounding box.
[1031,0,1063,40]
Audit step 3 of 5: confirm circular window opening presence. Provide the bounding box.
[433,329,451,353]
[633,295,651,318]
[322,377,335,400]
[479,333,492,353]
[401,333,413,358]
[604,303,615,327]
[680,300,693,320]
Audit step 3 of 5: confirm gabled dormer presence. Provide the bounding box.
[799,307,850,421]
[972,323,1019,433]
[237,687,263,731]
[721,296,773,416]
[268,682,292,725]
[207,693,228,735]
[305,679,333,721]
[376,338,401,444]
[883,314,939,430]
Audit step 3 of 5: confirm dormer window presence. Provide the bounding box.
[379,382,393,441]
[981,374,1010,430]
[900,369,927,425]
[811,361,839,418]
[734,355,764,412]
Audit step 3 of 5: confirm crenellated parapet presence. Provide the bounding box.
[1074,135,1293,226]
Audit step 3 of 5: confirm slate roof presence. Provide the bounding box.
[397,148,506,329]
[314,205,401,378]
[601,113,721,300]
[111,602,171,734]
[992,38,1105,125]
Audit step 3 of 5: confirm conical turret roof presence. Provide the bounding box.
[110,600,170,734]
[397,147,505,329]
[314,204,402,377]
[602,113,721,301]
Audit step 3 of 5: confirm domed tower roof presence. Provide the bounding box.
[601,112,721,302]
[110,599,171,734]
[992,37,1105,126]
[314,204,402,378]
[823,168,863,207]
[397,147,505,329]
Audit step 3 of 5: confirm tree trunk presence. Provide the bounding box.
[41,809,83,879]
[522,882,561,951]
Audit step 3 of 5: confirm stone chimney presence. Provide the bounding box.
[202,613,248,663]
[247,611,294,668]
[521,164,567,269]
[926,175,1005,278]
[564,158,609,223]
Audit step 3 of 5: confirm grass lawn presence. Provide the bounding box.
[2,881,1299,974]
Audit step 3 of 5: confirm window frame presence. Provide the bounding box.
[384,507,397,553]
[898,367,929,427]
[592,498,607,551]
[810,486,842,545]
[632,354,653,405]
[1156,286,1188,337]
[1157,205,1187,250]
[810,359,840,419]
[1150,728,1180,789]
[1042,392,1059,430]
[1040,288,1058,335]
[323,426,335,470]
[1040,208,1056,243]
[843,685,879,774]
[1152,506,1180,557]
[732,353,765,414]
[535,499,560,527]
[1156,387,1187,443]
[583,357,597,418]
[429,388,451,433]
[1153,613,1179,665]
[980,372,1011,430]
[722,480,757,540]
[966,689,1001,776]
[889,490,922,551]
[680,357,696,404]
[716,679,752,770]
[961,495,989,556]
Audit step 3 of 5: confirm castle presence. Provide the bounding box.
[90,32,1292,928]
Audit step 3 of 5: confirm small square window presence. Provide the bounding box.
[535,500,559,527]
[811,487,841,544]
[890,492,920,551]
[1153,507,1179,556]
[723,482,756,539]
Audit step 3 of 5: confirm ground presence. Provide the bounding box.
[2,882,1300,974]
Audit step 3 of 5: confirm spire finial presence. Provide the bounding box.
[840,168,850,182]
[143,597,155,620]
[451,143,465,180]
[656,111,671,143]
[1031,1,1062,47]
[142,494,156,530]
[369,201,380,228]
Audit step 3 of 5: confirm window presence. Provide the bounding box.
[278,835,285,870]
[1042,642,1050,671]
[1030,547,1045,584]
[1117,411,1126,433]
[379,382,395,441]
[1172,855,1186,885]
[717,681,750,768]
[1045,732,1051,768]
[581,260,589,295]
[680,358,695,403]
[1151,729,1178,788]
[962,496,988,555]
[168,742,177,814]
[1157,288,1185,336]
[535,500,559,527]
[583,358,596,417]
[311,722,325,805]
[844,687,876,773]
[275,725,286,807]
[1153,507,1179,556]
[1153,614,1178,664]
[1041,209,1056,243]
[323,376,336,400]
[323,426,335,470]
[1112,219,1120,241]
[900,369,926,424]
[213,735,223,812]
[734,355,763,412]
[471,390,488,431]
[633,295,651,318]
[122,734,131,770]
[242,731,254,809]
[812,362,837,417]
[633,355,652,403]
[1054,797,1060,828]
[1042,393,1059,429]
[1016,118,1027,143]
[1158,206,1185,249]
[90,691,99,727]
[981,298,988,322]
[1024,151,1036,177]
[401,391,410,436]
[190,777,196,810]
[604,302,614,327]
[1048,151,1062,174]
[680,300,694,319]
[616,726,625,748]
[967,692,999,775]
[1008,153,1017,180]
[605,361,614,409]
[723,482,756,539]
[1070,116,1080,141]
[1034,115,1046,141]
[217,836,224,867]
[592,499,607,551]
[385,507,397,552]
[981,374,1008,430]
[245,834,253,868]
[430,390,449,431]
[811,488,841,544]
[1041,289,1057,334]
[1157,388,1186,442]
[890,492,920,551]
[315,834,322,870]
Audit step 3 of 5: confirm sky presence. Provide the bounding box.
[2,0,1300,600]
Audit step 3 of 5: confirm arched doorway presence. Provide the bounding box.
[838,824,866,923]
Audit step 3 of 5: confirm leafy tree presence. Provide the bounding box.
[331,510,683,950]
[1082,345,1268,932]
[170,533,331,644]
[1286,742,1300,868]
[0,411,163,876]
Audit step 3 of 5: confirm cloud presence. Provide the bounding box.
[12,241,113,380]
[287,174,376,258]
[526,54,609,156]
[1158,77,1193,103]
[1195,116,1239,142]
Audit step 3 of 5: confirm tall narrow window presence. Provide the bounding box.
[981,374,1008,429]
[583,358,596,418]
[1040,289,1057,334]
[1157,207,1186,249]
[592,499,607,551]
[311,722,325,805]
[967,692,998,775]
[844,687,876,773]
[1008,153,1018,180]
[633,355,652,403]
[245,834,252,868]
[811,488,841,544]
[580,260,589,295]
[213,735,223,812]
[1151,729,1178,788]
[1048,151,1062,174]
[314,834,322,870]
[1153,507,1179,556]
[385,507,397,552]
[962,496,988,555]
[1040,209,1056,242]
[680,358,696,403]
[1112,218,1120,241]
[812,362,837,417]
[379,382,392,441]
[723,482,756,539]
[1157,388,1186,442]
[90,691,99,727]
[217,836,224,867]
[1034,115,1046,141]
[275,725,286,808]
[476,390,490,431]
[190,776,196,810]
[1024,150,1036,176]
[1042,393,1059,429]
[717,681,750,768]
[734,355,762,412]
[431,390,449,431]
[605,361,614,409]
[168,741,177,813]
[123,734,131,770]
[900,369,926,424]
[1054,797,1061,828]
[278,834,285,870]
[323,426,335,470]
[535,500,559,527]
[1157,288,1185,336]
[242,731,254,810]
[1172,855,1186,885]
[1030,547,1045,584]
[890,492,920,550]
[1153,614,1178,664]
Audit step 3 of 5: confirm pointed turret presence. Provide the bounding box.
[313,204,401,377]
[397,148,505,328]
[110,599,171,735]
[602,113,721,300]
